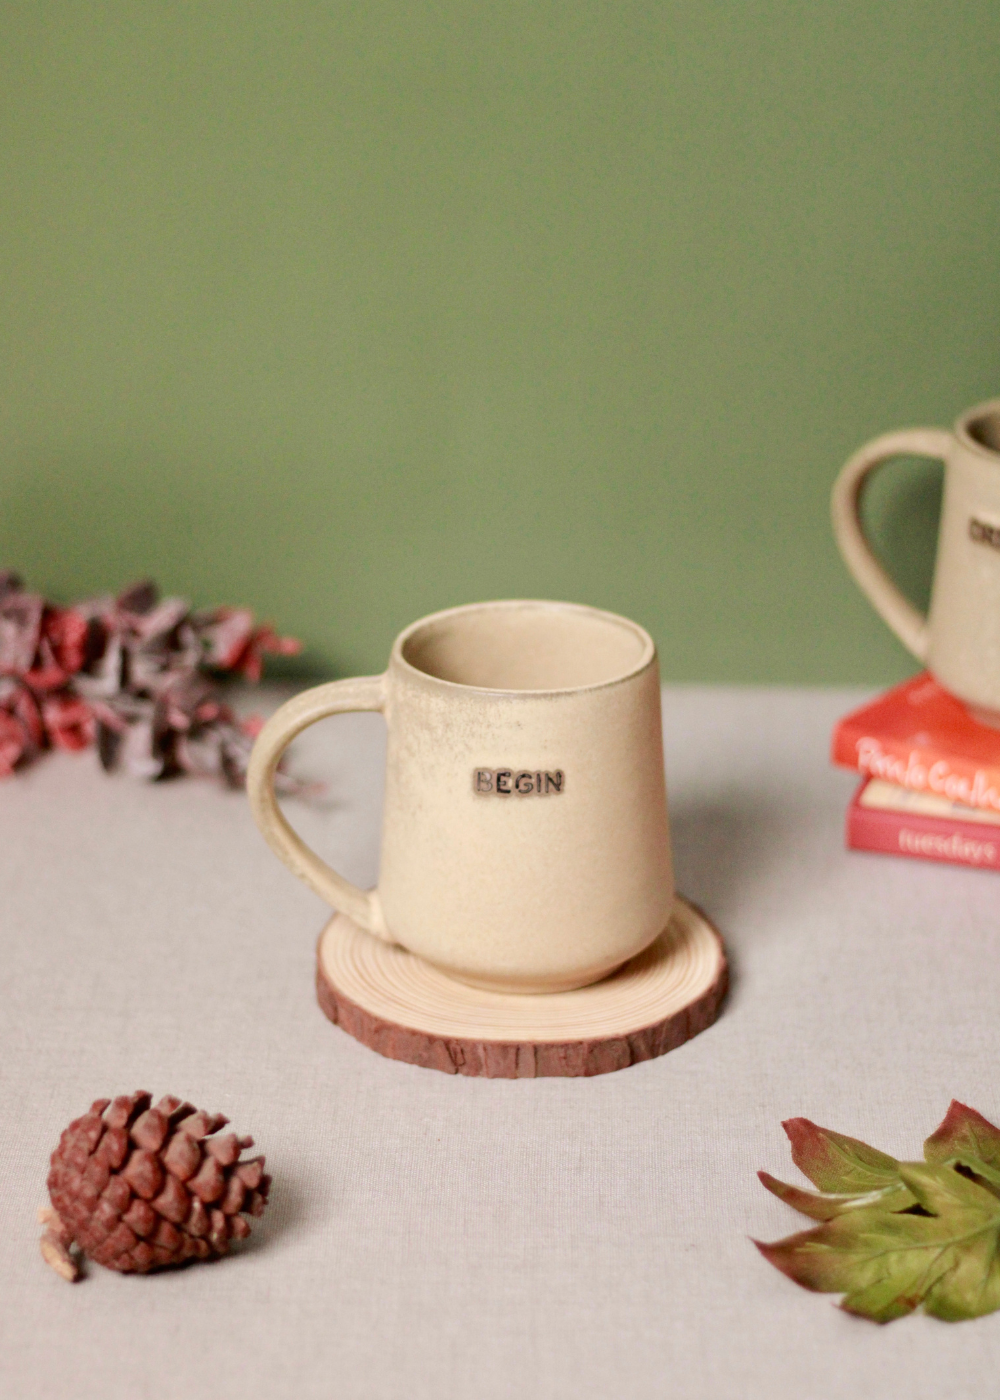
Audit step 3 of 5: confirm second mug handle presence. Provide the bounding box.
[246,675,392,940]
[831,426,952,662]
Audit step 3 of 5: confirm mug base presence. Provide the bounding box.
[315,894,727,1078]
[435,958,632,995]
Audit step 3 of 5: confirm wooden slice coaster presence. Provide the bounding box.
[316,895,727,1078]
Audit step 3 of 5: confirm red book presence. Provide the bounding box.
[847,778,1000,871]
[832,673,1000,814]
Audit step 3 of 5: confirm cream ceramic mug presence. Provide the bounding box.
[832,399,1000,721]
[247,599,674,993]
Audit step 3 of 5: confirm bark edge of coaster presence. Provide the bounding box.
[315,895,727,1078]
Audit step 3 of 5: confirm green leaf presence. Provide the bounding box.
[757,1170,915,1221]
[756,1105,1000,1323]
[757,1207,947,1323]
[924,1101,1000,1174]
[898,1163,1000,1320]
[757,1166,1000,1323]
[782,1117,901,1194]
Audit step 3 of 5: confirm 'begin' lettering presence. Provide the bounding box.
[473,768,565,795]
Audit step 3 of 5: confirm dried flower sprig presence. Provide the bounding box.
[0,572,301,788]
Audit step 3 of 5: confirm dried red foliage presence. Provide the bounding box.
[0,572,300,786]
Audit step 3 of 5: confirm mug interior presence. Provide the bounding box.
[399,601,652,691]
[963,405,1000,455]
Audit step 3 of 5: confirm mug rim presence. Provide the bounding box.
[956,398,1000,461]
[391,598,657,697]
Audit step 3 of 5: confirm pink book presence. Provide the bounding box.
[847,777,1000,872]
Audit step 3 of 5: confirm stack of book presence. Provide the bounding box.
[832,674,1000,872]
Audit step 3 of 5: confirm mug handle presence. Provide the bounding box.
[831,427,952,662]
[246,675,392,940]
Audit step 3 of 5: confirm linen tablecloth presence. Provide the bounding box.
[3,686,998,1400]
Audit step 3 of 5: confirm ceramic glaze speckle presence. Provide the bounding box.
[247,600,674,993]
[833,399,1000,718]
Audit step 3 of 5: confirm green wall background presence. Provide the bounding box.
[1,3,998,681]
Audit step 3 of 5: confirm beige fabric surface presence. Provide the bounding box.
[3,685,1000,1400]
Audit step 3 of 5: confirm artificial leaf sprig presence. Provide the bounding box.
[0,573,301,788]
[756,1102,1000,1323]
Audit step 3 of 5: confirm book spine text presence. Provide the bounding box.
[847,802,1000,871]
[833,729,1000,813]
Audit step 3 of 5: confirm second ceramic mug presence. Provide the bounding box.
[247,599,675,993]
[832,398,1000,722]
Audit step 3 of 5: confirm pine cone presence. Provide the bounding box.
[41,1092,270,1279]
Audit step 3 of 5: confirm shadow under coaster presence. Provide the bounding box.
[315,895,727,1079]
